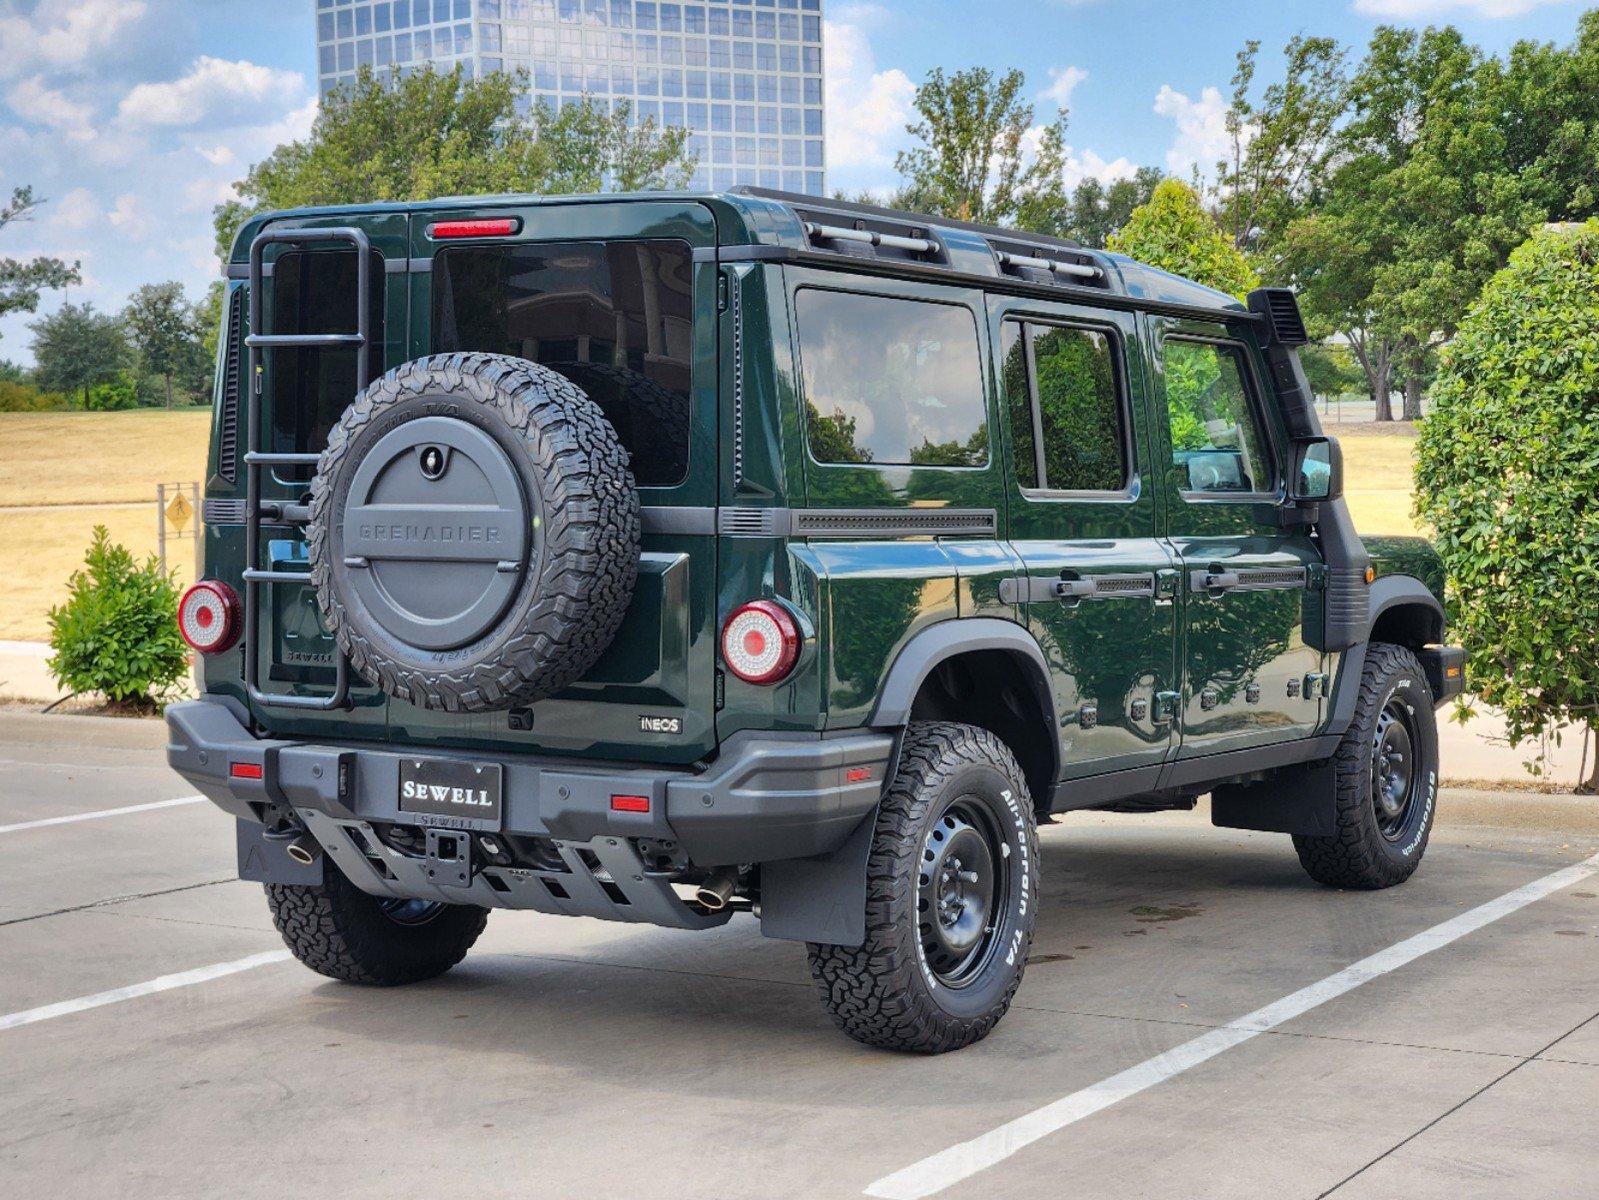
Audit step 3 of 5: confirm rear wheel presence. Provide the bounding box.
[807,722,1038,1054]
[266,858,488,986]
[1294,642,1439,889]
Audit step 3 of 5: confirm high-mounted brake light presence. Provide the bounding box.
[427,218,521,240]
[177,580,241,655]
[720,600,800,685]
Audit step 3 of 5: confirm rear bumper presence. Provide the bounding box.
[165,699,891,871]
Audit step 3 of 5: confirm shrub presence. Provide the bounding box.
[47,527,189,710]
[0,379,70,411]
[1415,221,1599,791]
[85,372,138,411]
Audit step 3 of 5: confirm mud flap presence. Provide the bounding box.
[758,808,876,947]
[1211,760,1339,838]
[237,819,322,885]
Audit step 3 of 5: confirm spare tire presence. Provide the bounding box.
[307,352,640,712]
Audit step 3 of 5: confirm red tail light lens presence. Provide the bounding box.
[177,580,241,655]
[720,600,800,685]
[427,218,521,239]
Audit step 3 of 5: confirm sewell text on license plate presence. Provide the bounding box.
[398,757,503,828]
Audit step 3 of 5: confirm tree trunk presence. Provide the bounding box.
[1580,725,1599,796]
[1402,373,1423,421]
[164,374,173,410]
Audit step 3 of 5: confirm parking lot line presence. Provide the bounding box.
[0,950,291,1033]
[865,849,1599,1200]
[0,794,205,835]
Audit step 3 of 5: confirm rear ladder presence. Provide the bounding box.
[241,226,373,711]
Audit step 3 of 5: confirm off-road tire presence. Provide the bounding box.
[308,353,640,712]
[807,722,1039,1054]
[1294,642,1439,889]
[266,858,489,986]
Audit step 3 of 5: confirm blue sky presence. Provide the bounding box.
[0,0,1591,360]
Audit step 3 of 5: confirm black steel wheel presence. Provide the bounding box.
[1295,642,1439,889]
[807,722,1039,1054]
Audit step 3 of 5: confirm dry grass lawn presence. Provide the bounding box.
[0,410,209,507]
[0,409,1423,642]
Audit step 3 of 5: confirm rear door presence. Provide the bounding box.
[403,200,720,766]
[1149,317,1327,758]
[991,298,1178,784]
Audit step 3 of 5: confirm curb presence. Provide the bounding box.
[0,708,169,751]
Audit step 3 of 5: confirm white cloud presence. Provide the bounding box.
[824,6,916,175]
[1041,65,1089,111]
[4,75,95,139]
[105,192,152,239]
[1353,0,1570,16]
[195,144,234,166]
[117,56,305,129]
[1153,83,1234,176]
[0,0,148,79]
[1063,148,1139,189]
[49,186,99,230]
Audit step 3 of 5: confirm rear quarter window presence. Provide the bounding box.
[795,290,988,468]
[432,239,694,488]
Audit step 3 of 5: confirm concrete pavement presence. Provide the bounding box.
[1,713,1596,1199]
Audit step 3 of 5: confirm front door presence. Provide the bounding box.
[993,300,1178,781]
[1149,317,1325,758]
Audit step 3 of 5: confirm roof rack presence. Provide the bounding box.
[733,185,1109,289]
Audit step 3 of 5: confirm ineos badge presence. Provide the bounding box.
[419,445,448,481]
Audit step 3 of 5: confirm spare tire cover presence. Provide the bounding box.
[308,352,640,712]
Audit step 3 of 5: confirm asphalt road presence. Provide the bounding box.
[2,712,1597,1200]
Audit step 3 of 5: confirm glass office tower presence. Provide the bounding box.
[315,0,826,193]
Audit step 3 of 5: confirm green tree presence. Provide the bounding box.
[894,67,1068,228]
[1415,222,1599,792]
[1,187,81,339]
[30,303,129,408]
[1056,167,1163,248]
[122,282,206,409]
[1217,36,1348,259]
[215,66,695,261]
[1299,341,1363,401]
[1107,179,1259,299]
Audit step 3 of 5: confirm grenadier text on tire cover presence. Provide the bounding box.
[166,188,1465,1053]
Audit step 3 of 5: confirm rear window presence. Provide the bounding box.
[796,290,987,468]
[432,239,694,488]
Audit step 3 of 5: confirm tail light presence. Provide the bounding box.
[177,580,241,655]
[720,600,800,685]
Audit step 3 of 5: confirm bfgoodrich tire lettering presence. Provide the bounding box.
[308,353,640,712]
[266,858,488,986]
[1294,642,1439,890]
[807,722,1039,1054]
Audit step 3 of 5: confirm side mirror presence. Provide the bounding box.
[1291,436,1343,503]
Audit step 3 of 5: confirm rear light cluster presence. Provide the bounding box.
[177,580,241,655]
[720,600,800,685]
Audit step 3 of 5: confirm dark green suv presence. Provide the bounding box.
[165,188,1462,1053]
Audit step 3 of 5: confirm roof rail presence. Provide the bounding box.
[733,185,1088,253]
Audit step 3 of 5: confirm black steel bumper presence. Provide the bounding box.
[165,700,891,931]
[1418,645,1467,705]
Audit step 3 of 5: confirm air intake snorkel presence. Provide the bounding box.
[1249,288,1370,651]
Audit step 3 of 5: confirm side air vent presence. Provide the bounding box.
[719,508,786,537]
[990,237,1107,289]
[790,508,998,539]
[1248,287,1310,347]
[217,286,245,483]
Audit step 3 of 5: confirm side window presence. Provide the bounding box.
[1001,319,1128,494]
[1163,339,1272,496]
[796,290,988,467]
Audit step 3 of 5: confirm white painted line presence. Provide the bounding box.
[866,850,1599,1200]
[0,950,292,1033]
[0,794,206,835]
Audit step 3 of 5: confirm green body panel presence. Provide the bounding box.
[1365,535,1446,607]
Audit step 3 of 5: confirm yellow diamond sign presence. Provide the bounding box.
[164,490,194,532]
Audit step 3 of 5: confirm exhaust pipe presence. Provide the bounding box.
[695,870,737,911]
[285,834,322,867]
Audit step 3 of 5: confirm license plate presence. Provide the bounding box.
[398,758,503,827]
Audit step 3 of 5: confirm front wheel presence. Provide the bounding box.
[266,857,489,986]
[1294,642,1440,890]
[807,722,1039,1054]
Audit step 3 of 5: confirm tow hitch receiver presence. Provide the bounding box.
[425,829,473,888]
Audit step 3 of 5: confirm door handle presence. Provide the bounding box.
[1053,577,1099,602]
[1189,568,1240,595]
